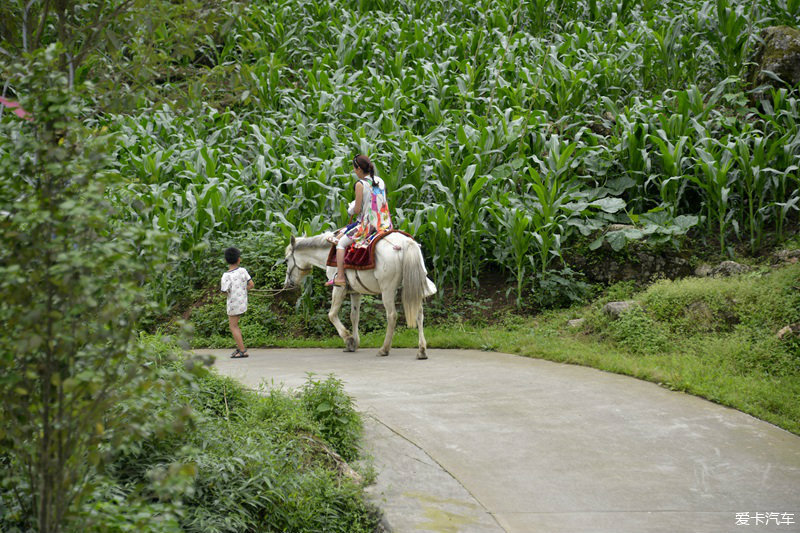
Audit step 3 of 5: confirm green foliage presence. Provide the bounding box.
[642,267,800,335]
[188,372,249,420]
[76,0,797,308]
[172,369,373,533]
[0,46,195,533]
[1,338,377,533]
[603,281,640,302]
[531,267,595,310]
[0,0,244,110]
[301,375,363,463]
[606,307,671,354]
[591,264,800,374]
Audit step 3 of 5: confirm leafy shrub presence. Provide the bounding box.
[254,387,318,436]
[301,375,363,462]
[187,370,249,420]
[710,331,800,377]
[175,372,374,533]
[603,280,640,302]
[189,300,231,338]
[530,267,595,309]
[589,264,800,377]
[0,332,376,532]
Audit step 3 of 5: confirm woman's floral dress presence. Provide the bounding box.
[343,176,393,249]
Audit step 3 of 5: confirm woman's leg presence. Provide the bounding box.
[229,314,245,352]
[334,236,354,283]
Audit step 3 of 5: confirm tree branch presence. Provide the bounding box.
[22,0,37,53]
[72,0,136,71]
[32,0,52,51]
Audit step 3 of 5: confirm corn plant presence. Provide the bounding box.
[76,0,800,304]
[649,131,690,217]
[702,0,768,77]
[688,135,736,253]
[490,198,536,307]
[732,134,781,253]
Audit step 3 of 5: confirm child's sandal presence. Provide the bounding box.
[230,349,249,359]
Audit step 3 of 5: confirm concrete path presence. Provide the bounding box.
[205,348,800,533]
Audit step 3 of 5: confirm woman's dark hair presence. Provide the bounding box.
[353,154,376,187]
[224,247,241,265]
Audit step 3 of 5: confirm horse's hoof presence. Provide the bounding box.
[344,337,357,352]
[417,349,428,360]
[376,350,389,357]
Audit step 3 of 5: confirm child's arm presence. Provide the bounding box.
[243,268,254,290]
[220,273,230,293]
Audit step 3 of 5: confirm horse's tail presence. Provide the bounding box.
[401,239,435,328]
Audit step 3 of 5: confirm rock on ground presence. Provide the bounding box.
[748,26,800,90]
[710,261,751,277]
[603,300,639,319]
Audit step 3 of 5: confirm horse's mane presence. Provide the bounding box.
[291,232,334,251]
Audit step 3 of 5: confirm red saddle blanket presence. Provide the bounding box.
[326,230,412,270]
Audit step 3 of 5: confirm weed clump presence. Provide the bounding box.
[301,374,363,463]
[607,307,671,354]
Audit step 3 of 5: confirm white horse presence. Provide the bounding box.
[284,231,437,359]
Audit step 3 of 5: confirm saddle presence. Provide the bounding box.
[325,230,412,270]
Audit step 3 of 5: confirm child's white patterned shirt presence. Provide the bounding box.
[221,267,251,316]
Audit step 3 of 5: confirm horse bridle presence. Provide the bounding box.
[286,246,312,286]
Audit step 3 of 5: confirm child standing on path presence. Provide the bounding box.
[221,247,254,358]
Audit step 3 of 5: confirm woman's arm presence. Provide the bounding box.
[352,182,364,215]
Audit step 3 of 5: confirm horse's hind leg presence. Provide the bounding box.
[377,289,398,357]
[349,293,362,351]
[416,306,428,360]
[327,286,354,350]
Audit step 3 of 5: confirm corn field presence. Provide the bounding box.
[102,0,800,302]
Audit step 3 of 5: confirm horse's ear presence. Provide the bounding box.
[290,236,296,248]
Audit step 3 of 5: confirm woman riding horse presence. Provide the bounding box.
[327,154,393,287]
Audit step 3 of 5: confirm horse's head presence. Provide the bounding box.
[284,236,312,290]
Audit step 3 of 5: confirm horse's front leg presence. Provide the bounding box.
[416,306,428,360]
[349,293,362,352]
[377,289,397,357]
[327,286,354,350]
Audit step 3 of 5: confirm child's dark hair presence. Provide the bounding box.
[353,154,376,187]
[224,247,241,265]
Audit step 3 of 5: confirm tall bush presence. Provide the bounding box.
[0,46,181,532]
